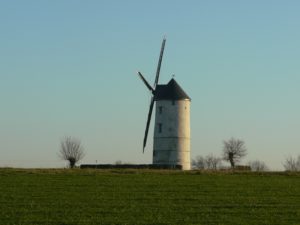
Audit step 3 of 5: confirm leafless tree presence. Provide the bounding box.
[115,160,122,165]
[192,154,222,170]
[248,160,268,171]
[283,155,300,171]
[205,154,222,170]
[222,137,247,168]
[192,156,206,169]
[58,136,85,168]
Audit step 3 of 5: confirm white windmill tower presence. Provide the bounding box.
[137,38,191,170]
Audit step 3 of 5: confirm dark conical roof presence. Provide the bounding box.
[154,78,191,101]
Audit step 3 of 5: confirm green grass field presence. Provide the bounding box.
[0,169,299,225]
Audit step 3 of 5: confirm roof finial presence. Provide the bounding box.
[172,74,175,78]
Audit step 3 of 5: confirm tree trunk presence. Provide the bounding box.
[229,152,235,168]
[69,157,76,168]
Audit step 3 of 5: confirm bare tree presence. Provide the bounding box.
[248,160,268,171]
[192,154,222,170]
[115,160,122,165]
[205,154,222,170]
[283,155,300,171]
[59,136,85,168]
[222,137,247,168]
[192,156,205,169]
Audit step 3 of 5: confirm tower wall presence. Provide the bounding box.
[153,99,191,170]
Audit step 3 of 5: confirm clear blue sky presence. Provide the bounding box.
[1,1,299,170]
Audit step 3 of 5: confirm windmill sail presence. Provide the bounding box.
[138,38,167,152]
[137,72,154,92]
[143,96,155,152]
[154,38,166,89]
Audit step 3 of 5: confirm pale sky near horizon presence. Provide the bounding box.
[0,1,299,170]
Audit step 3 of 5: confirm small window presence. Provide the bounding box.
[158,123,162,133]
[158,106,163,114]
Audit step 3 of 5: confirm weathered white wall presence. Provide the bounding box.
[153,100,191,170]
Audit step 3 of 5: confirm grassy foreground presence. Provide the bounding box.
[0,169,299,225]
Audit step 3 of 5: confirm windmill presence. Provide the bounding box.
[137,38,191,170]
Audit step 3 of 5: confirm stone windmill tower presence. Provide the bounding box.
[137,38,191,170]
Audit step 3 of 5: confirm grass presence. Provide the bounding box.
[0,168,299,225]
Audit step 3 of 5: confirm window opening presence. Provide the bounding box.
[158,123,162,133]
[159,106,163,114]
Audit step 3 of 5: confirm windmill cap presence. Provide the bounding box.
[154,78,191,101]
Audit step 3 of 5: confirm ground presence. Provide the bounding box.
[0,168,299,225]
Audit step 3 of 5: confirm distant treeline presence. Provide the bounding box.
[80,164,182,170]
